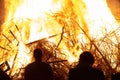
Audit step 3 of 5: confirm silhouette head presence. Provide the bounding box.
[79,51,94,66]
[33,48,42,61]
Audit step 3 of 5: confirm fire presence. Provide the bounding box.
[14,0,55,19]
[82,0,119,38]
[0,0,120,78]
[12,0,63,42]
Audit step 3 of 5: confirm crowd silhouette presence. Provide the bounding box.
[1,48,120,80]
[68,51,105,80]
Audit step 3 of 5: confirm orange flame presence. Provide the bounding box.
[82,0,119,38]
[0,0,120,77]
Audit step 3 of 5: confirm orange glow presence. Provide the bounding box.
[82,0,119,38]
[0,0,120,77]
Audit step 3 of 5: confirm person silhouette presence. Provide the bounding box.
[112,72,120,80]
[24,48,54,80]
[68,51,105,80]
[0,68,10,80]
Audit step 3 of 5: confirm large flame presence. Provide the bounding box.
[0,0,120,77]
[82,0,119,38]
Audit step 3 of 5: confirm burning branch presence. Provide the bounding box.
[9,30,19,46]
[48,60,67,64]
[0,61,10,73]
[4,61,10,72]
[15,25,20,33]
[26,32,66,45]
[0,46,10,51]
[2,34,12,43]
[100,27,120,45]
[9,52,18,76]
[77,21,113,71]
[56,27,65,48]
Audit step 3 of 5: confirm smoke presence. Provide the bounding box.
[0,0,5,30]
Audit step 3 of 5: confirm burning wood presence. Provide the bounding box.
[0,61,10,72]
[0,46,10,51]
[2,34,12,43]
[0,0,120,80]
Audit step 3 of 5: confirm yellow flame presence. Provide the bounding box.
[10,42,31,75]
[82,0,119,38]
[14,0,52,19]
[12,0,63,42]
[1,0,120,76]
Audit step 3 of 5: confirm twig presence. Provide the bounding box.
[47,60,67,63]
[9,52,18,76]
[26,32,67,45]
[73,20,113,71]
[4,61,10,72]
[15,25,20,33]
[56,27,65,47]
[9,30,19,46]
[2,34,12,43]
[0,46,10,51]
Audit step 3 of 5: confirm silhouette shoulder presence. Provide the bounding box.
[91,67,105,80]
[25,62,53,80]
[0,69,10,80]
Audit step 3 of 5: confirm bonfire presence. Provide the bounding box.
[0,0,120,80]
